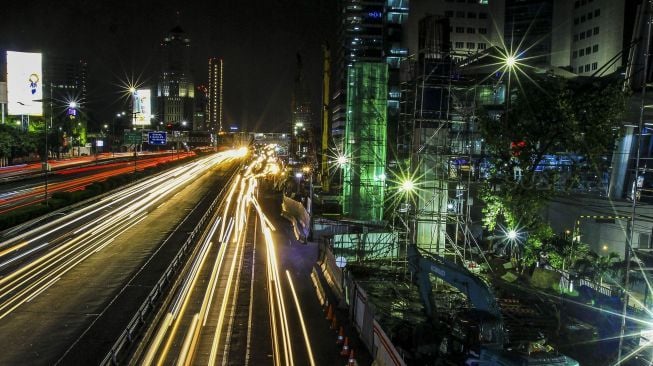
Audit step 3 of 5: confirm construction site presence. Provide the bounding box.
[308,13,653,366]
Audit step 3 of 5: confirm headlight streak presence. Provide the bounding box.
[207,176,254,363]
[146,170,247,365]
[285,270,316,366]
[0,150,243,323]
[250,190,294,366]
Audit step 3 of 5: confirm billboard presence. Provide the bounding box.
[133,88,152,126]
[6,51,43,116]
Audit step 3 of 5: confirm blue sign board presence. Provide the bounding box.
[148,131,167,145]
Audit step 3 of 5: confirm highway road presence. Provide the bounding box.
[0,151,194,214]
[132,148,372,366]
[0,149,246,365]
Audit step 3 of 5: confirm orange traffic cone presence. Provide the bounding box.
[347,349,356,365]
[340,337,350,356]
[336,326,345,344]
[330,315,338,330]
[326,304,333,320]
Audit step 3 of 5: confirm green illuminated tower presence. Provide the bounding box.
[342,62,388,222]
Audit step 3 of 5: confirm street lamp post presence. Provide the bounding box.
[33,84,53,206]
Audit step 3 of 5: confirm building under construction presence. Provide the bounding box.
[394,15,498,262]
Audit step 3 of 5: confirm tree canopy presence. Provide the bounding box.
[479,74,628,264]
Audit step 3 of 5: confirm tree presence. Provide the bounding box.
[479,74,628,264]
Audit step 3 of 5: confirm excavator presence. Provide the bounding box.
[408,245,579,365]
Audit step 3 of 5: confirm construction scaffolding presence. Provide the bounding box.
[395,16,490,264]
[342,62,388,222]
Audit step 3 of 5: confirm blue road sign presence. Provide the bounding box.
[148,131,167,145]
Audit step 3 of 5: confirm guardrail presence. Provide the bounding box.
[100,165,240,365]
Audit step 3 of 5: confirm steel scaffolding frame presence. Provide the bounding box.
[395,48,486,265]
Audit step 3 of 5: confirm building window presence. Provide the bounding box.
[467,12,476,18]
[585,64,590,72]
[574,18,579,25]
[479,28,487,34]
[586,46,591,54]
[445,10,454,17]
[580,32,585,40]
[455,41,464,48]
[586,29,592,37]
[587,12,593,20]
[573,50,578,59]
[467,27,476,34]
[573,34,578,42]
[579,49,585,56]
[581,15,586,23]
[479,12,488,19]
[593,44,598,52]
[456,27,465,33]
[595,9,600,16]
[456,11,465,17]
[594,26,599,35]
[592,62,598,70]
[478,43,487,50]
[467,42,475,49]
[579,66,584,74]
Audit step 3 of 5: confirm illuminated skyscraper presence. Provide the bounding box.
[157,26,195,128]
[207,57,223,133]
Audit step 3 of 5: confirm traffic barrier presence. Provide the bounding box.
[348,349,357,366]
[340,337,350,356]
[330,315,338,330]
[336,326,344,344]
[326,304,333,320]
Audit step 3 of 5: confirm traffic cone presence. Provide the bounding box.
[340,337,350,356]
[330,315,338,330]
[326,304,333,320]
[336,326,344,344]
[347,349,356,365]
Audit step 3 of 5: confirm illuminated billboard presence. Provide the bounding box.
[6,51,43,116]
[133,88,152,126]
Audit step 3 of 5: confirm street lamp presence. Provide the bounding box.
[32,84,53,206]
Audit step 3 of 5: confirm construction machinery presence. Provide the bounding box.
[407,245,579,365]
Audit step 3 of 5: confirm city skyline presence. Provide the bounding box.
[0,0,335,131]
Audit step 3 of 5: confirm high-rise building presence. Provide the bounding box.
[43,56,87,121]
[157,26,194,128]
[207,58,223,133]
[291,54,313,163]
[331,0,408,148]
[504,0,553,65]
[330,0,408,221]
[404,0,505,62]
[553,0,630,76]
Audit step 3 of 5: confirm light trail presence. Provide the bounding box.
[286,270,316,366]
[0,150,242,324]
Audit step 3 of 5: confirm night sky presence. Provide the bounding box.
[0,0,336,131]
